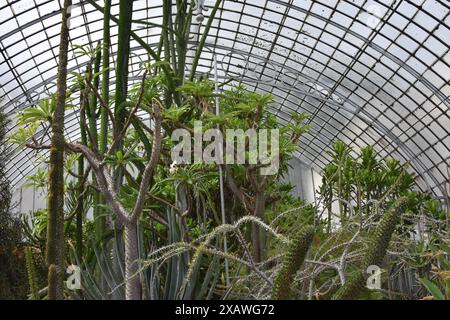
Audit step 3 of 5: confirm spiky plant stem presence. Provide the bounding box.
[113,0,133,190]
[100,0,110,155]
[331,196,409,300]
[162,0,173,71]
[175,0,191,83]
[46,0,71,300]
[115,0,132,113]
[98,0,111,245]
[272,226,315,300]
[162,0,174,107]
[86,0,179,106]
[25,247,39,300]
[88,43,104,241]
[76,90,88,259]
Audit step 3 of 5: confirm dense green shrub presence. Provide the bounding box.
[0,109,28,299]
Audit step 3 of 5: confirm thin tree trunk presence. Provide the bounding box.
[252,190,265,262]
[46,0,71,300]
[176,184,190,242]
[124,220,141,300]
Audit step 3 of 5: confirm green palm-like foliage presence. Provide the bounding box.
[17,97,56,125]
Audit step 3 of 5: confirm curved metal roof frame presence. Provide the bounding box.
[0,0,449,199]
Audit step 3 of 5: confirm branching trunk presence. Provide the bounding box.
[46,0,71,300]
[65,104,162,300]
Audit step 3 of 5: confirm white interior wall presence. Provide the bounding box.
[282,157,322,205]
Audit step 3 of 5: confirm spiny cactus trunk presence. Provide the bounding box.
[124,220,141,300]
[25,247,39,300]
[46,0,71,300]
[252,190,265,262]
[272,226,315,300]
[331,196,408,300]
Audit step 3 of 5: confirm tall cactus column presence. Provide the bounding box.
[113,0,133,190]
[272,226,315,300]
[46,0,72,300]
[98,0,111,235]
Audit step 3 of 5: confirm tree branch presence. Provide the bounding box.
[130,103,163,221]
[65,141,128,224]
[26,143,51,150]
[107,70,148,156]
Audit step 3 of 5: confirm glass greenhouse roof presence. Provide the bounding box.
[0,0,449,199]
